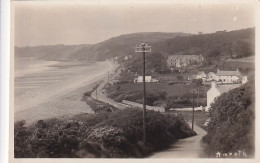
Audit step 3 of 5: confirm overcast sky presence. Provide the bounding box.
[14,1,255,47]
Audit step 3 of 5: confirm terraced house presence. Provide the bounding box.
[167,54,204,68]
[215,69,248,84]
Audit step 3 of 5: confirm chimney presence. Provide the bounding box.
[211,81,217,88]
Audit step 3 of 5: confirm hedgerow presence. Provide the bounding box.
[14,108,195,158]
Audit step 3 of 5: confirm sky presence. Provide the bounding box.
[13,1,255,47]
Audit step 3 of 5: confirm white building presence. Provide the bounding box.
[206,81,241,111]
[196,71,207,78]
[196,71,207,82]
[206,72,217,81]
[167,55,204,68]
[242,76,248,85]
[215,69,242,84]
[134,76,159,83]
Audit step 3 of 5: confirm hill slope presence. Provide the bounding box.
[15,28,254,61]
[15,32,191,61]
[152,28,255,60]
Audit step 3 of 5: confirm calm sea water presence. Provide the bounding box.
[15,58,58,78]
[14,58,93,98]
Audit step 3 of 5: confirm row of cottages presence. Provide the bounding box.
[206,81,241,111]
[215,69,247,84]
[194,69,248,84]
[167,55,204,68]
[134,76,159,83]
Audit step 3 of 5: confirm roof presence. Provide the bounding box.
[216,70,241,77]
[207,72,216,75]
[168,55,203,60]
[197,71,206,75]
[137,76,152,80]
[216,84,241,94]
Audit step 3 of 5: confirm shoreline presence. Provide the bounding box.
[14,60,119,125]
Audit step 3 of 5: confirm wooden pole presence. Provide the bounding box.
[192,90,195,131]
[142,46,147,145]
[197,89,199,106]
[96,83,98,100]
[108,72,109,83]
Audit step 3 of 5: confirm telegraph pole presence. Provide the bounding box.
[197,89,199,106]
[192,89,195,131]
[135,43,151,145]
[107,71,109,83]
[96,83,98,100]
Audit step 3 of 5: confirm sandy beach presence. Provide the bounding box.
[14,59,118,124]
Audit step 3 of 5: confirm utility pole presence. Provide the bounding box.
[192,89,195,131]
[96,83,98,100]
[135,43,151,145]
[108,71,109,83]
[197,89,199,106]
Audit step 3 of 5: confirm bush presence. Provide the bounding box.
[202,82,255,157]
[14,108,196,158]
[86,98,113,113]
[192,79,203,85]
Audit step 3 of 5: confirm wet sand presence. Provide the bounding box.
[14,59,118,124]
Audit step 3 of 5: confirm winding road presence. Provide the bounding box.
[149,122,207,158]
[91,68,128,110]
[89,66,208,158]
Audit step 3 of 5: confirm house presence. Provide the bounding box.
[215,69,246,84]
[242,76,248,85]
[167,55,204,68]
[196,71,207,81]
[188,75,197,81]
[206,72,217,81]
[206,81,241,111]
[134,76,159,83]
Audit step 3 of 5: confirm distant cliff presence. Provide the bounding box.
[15,28,254,61]
[15,32,190,61]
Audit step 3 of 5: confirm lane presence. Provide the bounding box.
[149,122,207,158]
[91,68,128,110]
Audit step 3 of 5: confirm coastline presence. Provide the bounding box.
[14,60,119,125]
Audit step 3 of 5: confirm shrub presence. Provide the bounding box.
[14,108,196,158]
[202,82,255,157]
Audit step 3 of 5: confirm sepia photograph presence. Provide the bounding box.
[8,0,258,161]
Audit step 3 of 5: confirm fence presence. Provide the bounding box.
[122,100,165,113]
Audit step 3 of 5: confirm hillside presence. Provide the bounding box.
[152,28,255,60]
[15,32,191,61]
[15,28,254,62]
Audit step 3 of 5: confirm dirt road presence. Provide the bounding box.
[91,68,128,110]
[149,122,207,158]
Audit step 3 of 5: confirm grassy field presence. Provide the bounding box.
[119,83,209,98]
